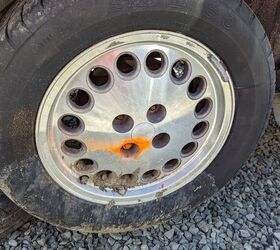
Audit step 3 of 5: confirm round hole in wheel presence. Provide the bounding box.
[93,170,117,187]
[116,53,138,75]
[163,159,181,172]
[120,143,140,158]
[69,89,92,109]
[95,170,113,180]
[188,77,207,99]
[171,60,189,84]
[192,121,209,138]
[195,98,213,118]
[120,174,138,187]
[142,170,160,182]
[146,51,165,73]
[63,139,86,155]
[75,159,98,173]
[89,67,112,92]
[59,115,83,134]
[147,104,167,123]
[112,114,134,133]
[152,133,170,149]
[181,142,198,158]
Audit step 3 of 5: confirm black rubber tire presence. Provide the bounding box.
[0,0,13,11]
[0,0,14,18]
[0,191,30,240]
[0,0,275,233]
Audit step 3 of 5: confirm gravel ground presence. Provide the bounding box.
[0,117,280,250]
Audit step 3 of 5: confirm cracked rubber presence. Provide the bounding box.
[0,0,275,233]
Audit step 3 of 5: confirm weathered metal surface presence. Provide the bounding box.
[35,31,235,205]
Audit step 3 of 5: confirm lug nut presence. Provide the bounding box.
[172,60,186,79]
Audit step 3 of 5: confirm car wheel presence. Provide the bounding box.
[0,0,275,232]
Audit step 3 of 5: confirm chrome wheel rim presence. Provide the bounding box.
[36,30,235,205]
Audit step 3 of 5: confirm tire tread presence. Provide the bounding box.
[0,191,30,240]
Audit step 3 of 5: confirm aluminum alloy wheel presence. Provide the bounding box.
[36,30,235,205]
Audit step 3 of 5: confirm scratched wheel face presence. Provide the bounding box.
[36,31,235,205]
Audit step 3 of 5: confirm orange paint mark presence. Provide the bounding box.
[85,138,151,159]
